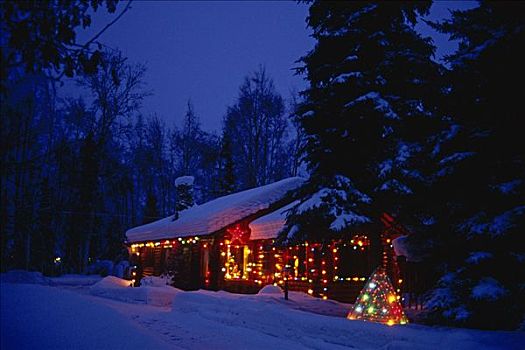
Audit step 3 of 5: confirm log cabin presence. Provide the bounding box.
[126,177,407,302]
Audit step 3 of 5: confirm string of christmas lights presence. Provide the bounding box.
[130,232,406,309]
[347,267,408,326]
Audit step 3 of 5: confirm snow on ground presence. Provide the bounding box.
[0,283,175,350]
[147,289,524,350]
[90,276,180,307]
[49,274,103,286]
[0,270,103,287]
[1,276,524,350]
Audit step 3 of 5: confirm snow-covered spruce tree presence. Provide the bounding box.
[280,2,442,260]
[416,3,525,330]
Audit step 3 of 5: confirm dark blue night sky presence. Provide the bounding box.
[66,1,476,132]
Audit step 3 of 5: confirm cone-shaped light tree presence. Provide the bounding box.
[348,268,408,326]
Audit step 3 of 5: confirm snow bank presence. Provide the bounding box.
[143,287,181,307]
[90,276,179,307]
[92,275,132,289]
[1,283,173,350]
[257,284,283,295]
[1,270,103,287]
[49,274,102,286]
[140,275,172,287]
[0,270,50,285]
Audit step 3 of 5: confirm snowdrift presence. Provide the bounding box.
[49,274,103,286]
[0,270,51,285]
[257,284,283,295]
[140,275,172,287]
[90,276,180,306]
[1,283,173,350]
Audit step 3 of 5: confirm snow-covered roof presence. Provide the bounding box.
[249,200,299,240]
[392,235,420,262]
[126,177,305,243]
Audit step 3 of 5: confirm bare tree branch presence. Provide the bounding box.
[80,1,134,50]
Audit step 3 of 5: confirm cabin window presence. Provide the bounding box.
[336,235,370,279]
[288,246,307,277]
[225,244,250,279]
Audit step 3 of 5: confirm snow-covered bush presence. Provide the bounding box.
[87,260,114,277]
[257,284,283,295]
[90,276,179,306]
[112,260,130,278]
[140,275,172,287]
[0,270,50,285]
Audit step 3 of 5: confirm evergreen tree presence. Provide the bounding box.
[34,177,55,274]
[179,101,201,175]
[288,92,308,177]
[282,1,442,261]
[217,134,236,196]
[416,2,525,330]
[143,192,159,224]
[66,132,100,273]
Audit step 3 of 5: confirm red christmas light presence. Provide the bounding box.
[347,268,408,326]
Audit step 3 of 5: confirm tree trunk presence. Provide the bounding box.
[82,238,91,274]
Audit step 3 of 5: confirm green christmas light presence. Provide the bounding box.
[347,267,408,326]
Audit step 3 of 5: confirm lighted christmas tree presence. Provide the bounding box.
[347,268,408,326]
